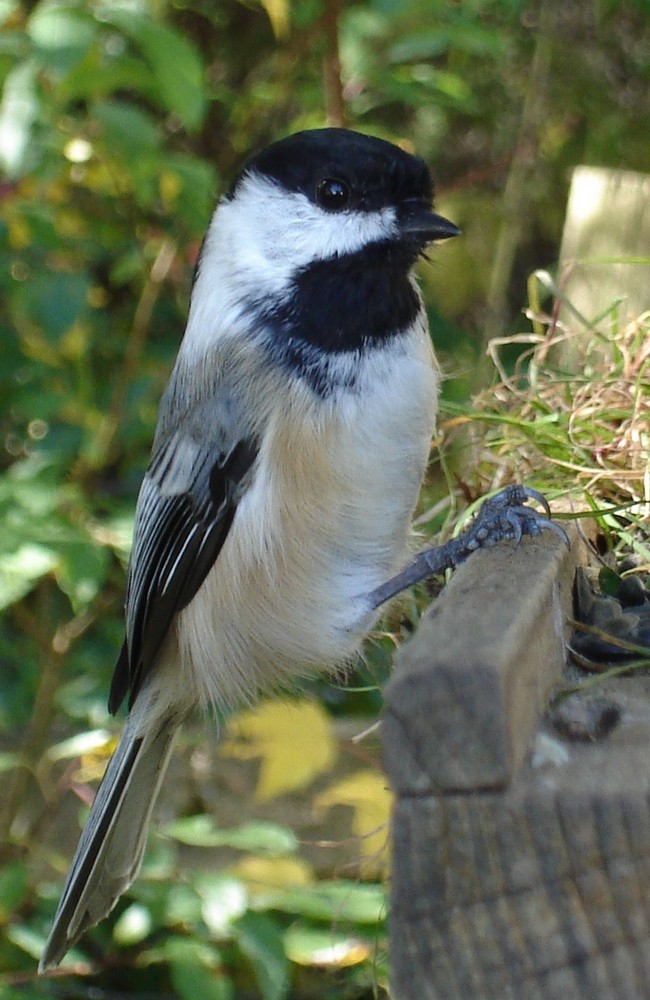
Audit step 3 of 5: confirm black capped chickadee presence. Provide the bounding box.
[40,128,557,970]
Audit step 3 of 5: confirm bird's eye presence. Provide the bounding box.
[315,177,351,211]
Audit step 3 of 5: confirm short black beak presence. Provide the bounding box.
[398,202,460,242]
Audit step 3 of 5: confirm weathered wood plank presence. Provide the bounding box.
[559,166,650,327]
[383,527,580,794]
[388,699,650,1000]
[383,524,650,999]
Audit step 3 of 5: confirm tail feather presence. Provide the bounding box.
[39,716,179,971]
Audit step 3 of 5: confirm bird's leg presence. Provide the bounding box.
[368,484,568,612]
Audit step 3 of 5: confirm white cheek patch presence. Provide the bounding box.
[217,172,398,276]
[183,172,400,355]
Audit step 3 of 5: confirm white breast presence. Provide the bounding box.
[168,318,439,713]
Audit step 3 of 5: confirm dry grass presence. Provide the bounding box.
[434,300,650,563]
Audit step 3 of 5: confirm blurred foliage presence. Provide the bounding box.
[0,0,648,996]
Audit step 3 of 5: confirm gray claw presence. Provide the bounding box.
[538,517,570,547]
[460,485,569,554]
[504,508,524,544]
[518,485,552,516]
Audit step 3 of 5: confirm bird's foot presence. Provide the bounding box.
[368,484,568,611]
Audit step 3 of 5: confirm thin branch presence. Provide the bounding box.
[77,236,177,475]
[483,0,559,347]
[0,588,106,855]
[322,0,345,127]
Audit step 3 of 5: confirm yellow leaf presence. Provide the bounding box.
[160,170,183,207]
[7,214,31,249]
[285,926,371,968]
[259,0,290,38]
[233,856,313,892]
[61,320,89,360]
[56,209,87,238]
[314,770,392,872]
[87,286,109,309]
[78,732,119,782]
[220,699,337,801]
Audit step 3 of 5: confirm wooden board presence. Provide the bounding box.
[383,529,578,793]
[382,524,650,999]
[559,166,650,330]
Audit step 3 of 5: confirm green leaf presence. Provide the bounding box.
[250,880,387,925]
[59,48,153,105]
[23,272,91,342]
[0,862,28,918]
[28,3,94,51]
[55,538,110,611]
[112,903,152,946]
[0,750,23,773]
[0,59,40,177]
[232,911,290,1000]
[388,24,507,64]
[0,543,57,609]
[27,2,95,72]
[162,816,298,856]
[0,2,20,26]
[598,565,621,596]
[94,99,161,156]
[5,923,46,960]
[163,152,217,231]
[0,987,28,1000]
[110,249,145,287]
[164,883,203,926]
[164,938,233,1000]
[193,874,248,936]
[170,962,233,1000]
[99,9,206,130]
[0,457,66,517]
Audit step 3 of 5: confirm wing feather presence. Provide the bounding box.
[109,425,257,714]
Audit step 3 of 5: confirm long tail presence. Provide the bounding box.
[39,714,180,971]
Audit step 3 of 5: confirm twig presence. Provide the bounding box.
[77,237,177,474]
[0,588,106,855]
[483,0,558,348]
[322,0,345,126]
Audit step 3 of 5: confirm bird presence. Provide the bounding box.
[40,127,557,971]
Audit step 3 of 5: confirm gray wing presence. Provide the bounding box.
[109,398,257,713]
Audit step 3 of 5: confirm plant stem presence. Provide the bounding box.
[483,0,558,348]
[0,589,103,856]
[322,0,345,127]
[77,237,177,475]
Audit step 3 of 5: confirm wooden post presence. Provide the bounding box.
[559,166,650,336]
[382,527,650,999]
